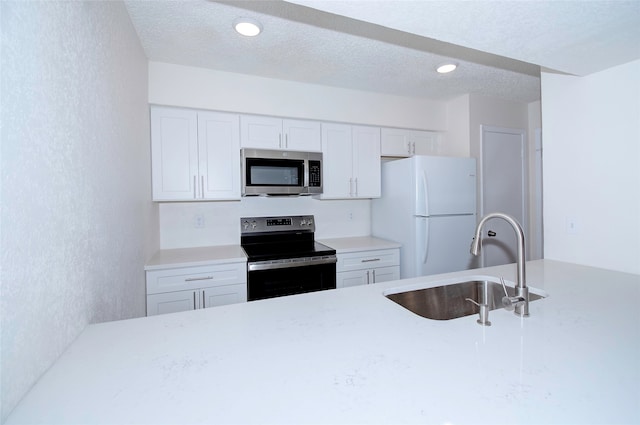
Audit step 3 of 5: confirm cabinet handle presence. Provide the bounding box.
[193,176,196,199]
[202,290,206,309]
[201,175,204,198]
[285,134,288,148]
[349,178,353,196]
[279,134,282,148]
[366,270,370,285]
[411,142,416,155]
[193,291,197,310]
[185,276,214,282]
[361,258,381,263]
[354,178,358,196]
[372,269,376,283]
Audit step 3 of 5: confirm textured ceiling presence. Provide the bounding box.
[291,0,640,76]
[124,0,640,103]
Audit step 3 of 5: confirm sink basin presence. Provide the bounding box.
[384,276,546,320]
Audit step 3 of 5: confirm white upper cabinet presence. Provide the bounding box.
[240,115,321,152]
[151,106,240,201]
[381,127,441,157]
[198,111,241,200]
[321,123,381,199]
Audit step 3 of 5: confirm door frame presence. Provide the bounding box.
[478,125,528,266]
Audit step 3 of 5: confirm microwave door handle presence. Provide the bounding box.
[303,159,309,189]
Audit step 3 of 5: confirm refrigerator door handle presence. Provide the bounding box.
[416,170,429,216]
[422,218,430,265]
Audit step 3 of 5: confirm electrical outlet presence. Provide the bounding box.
[194,214,205,228]
[566,217,579,234]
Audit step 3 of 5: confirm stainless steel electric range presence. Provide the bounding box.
[240,215,337,301]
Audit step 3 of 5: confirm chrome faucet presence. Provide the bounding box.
[470,212,529,317]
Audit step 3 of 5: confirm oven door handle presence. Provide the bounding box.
[248,256,337,272]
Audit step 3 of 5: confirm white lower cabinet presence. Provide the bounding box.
[146,263,247,316]
[336,248,400,289]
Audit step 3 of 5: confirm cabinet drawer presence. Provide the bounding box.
[336,249,399,273]
[146,263,246,295]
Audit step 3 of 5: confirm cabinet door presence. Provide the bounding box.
[240,115,282,149]
[283,119,321,152]
[381,127,411,157]
[151,107,199,201]
[203,284,247,308]
[372,266,400,283]
[198,111,241,200]
[336,270,368,289]
[352,125,381,198]
[147,290,198,316]
[411,130,441,156]
[321,123,353,198]
[381,128,442,157]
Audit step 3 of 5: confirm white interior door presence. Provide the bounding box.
[480,126,527,267]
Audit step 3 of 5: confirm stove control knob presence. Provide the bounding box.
[300,219,307,226]
[307,218,313,226]
[251,220,258,229]
[242,220,249,230]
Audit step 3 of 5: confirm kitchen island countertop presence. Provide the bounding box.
[6,260,640,424]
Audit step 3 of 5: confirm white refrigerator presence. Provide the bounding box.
[372,155,478,279]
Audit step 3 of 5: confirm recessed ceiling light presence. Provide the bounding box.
[436,63,457,74]
[234,18,262,37]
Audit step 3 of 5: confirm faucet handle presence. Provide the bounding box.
[499,277,525,311]
[501,295,520,311]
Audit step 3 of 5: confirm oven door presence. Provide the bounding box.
[247,256,337,301]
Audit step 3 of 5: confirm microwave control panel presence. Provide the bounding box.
[308,160,322,187]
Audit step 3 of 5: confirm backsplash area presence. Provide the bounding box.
[159,197,372,249]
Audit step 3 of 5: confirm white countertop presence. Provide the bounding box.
[319,236,401,253]
[145,245,246,270]
[7,260,640,424]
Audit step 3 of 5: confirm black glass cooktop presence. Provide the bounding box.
[241,241,335,262]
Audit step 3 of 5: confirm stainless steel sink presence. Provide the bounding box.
[385,277,545,320]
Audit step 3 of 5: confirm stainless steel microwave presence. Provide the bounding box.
[241,148,323,196]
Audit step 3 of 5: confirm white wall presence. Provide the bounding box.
[0,1,157,420]
[527,101,543,259]
[149,62,455,249]
[447,94,535,254]
[541,60,640,274]
[468,94,530,159]
[444,94,471,157]
[160,198,371,249]
[149,62,447,130]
